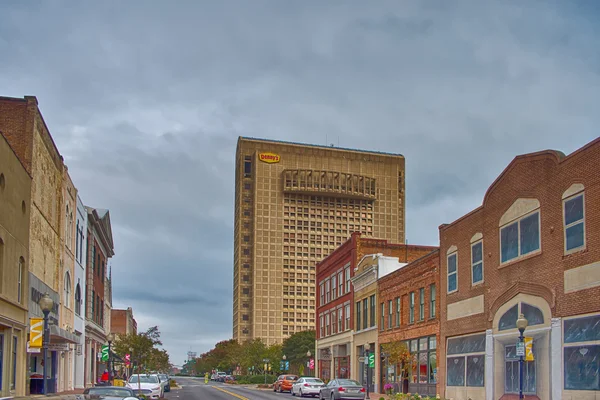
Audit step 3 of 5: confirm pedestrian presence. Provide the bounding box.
[101,369,109,384]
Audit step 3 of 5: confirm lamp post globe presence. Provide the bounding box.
[39,293,54,312]
[282,355,286,360]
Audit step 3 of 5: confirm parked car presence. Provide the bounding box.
[215,371,227,382]
[83,386,139,399]
[158,374,171,392]
[291,377,325,397]
[273,374,299,393]
[318,379,366,400]
[126,374,164,399]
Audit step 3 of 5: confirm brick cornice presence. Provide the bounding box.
[488,281,555,322]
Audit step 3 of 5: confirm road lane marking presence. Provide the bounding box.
[213,385,249,400]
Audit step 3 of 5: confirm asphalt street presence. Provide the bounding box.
[166,376,307,400]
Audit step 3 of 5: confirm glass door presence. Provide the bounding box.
[504,345,536,394]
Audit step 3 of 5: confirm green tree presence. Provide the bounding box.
[282,330,315,370]
[113,326,168,373]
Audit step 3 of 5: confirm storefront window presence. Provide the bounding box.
[564,314,600,390]
[446,333,485,387]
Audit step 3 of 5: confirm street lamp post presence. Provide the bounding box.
[516,313,529,400]
[306,351,312,377]
[107,333,115,384]
[39,293,54,395]
[282,355,287,373]
[364,343,371,398]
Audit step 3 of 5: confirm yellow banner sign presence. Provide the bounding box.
[525,337,534,361]
[259,152,280,163]
[30,318,44,348]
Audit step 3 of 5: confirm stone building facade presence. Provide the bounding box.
[378,250,440,397]
[234,137,406,345]
[438,137,600,400]
[0,131,31,397]
[0,96,79,395]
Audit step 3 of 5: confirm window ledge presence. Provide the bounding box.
[563,247,587,258]
[498,250,542,270]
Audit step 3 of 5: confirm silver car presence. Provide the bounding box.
[318,379,366,400]
[291,377,325,397]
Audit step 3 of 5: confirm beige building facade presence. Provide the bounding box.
[0,96,80,395]
[233,137,406,344]
[0,132,31,397]
[58,169,77,392]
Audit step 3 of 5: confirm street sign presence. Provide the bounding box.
[101,345,109,362]
[368,353,375,368]
[47,343,69,351]
[516,341,525,357]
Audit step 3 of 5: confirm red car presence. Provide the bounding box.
[273,374,299,393]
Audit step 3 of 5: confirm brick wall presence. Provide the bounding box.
[378,250,440,393]
[437,137,600,394]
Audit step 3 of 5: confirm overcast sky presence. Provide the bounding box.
[1,1,599,365]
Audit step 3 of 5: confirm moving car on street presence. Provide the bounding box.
[273,374,299,393]
[318,379,366,400]
[126,374,164,399]
[291,377,325,397]
[82,386,139,399]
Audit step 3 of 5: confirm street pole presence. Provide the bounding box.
[364,344,370,398]
[516,313,528,400]
[42,309,50,395]
[519,330,524,400]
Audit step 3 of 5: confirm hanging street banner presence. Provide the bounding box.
[30,318,44,348]
[368,353,375,368]
[101,345,109,362]
[525,337,534,361]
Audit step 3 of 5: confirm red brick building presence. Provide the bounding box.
[378,250,440,396]
[85,207,114,386]
[438,138,600,400]
[111,308,138,336]
[315,232,437,384]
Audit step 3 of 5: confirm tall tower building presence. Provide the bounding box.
[233,137,406,344]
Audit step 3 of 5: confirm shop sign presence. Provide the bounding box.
[259,152,280,163]
[47,343,70,352]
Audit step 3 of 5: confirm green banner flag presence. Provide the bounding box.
[101,345,109,362]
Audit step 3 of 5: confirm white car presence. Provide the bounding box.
[292,377,325,398]
[127,374,164,399]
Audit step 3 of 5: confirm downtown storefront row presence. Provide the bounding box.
[27,274,80,394]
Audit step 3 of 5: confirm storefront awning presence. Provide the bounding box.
[49,325,80,344]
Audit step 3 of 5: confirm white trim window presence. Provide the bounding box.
[500,210,540,263]
[447,252,458,293]
[345,267,350,293]
[344,304,350,330]
[319,314,324,338]
[325,313,330,336]
[409,292,415,324]
[337,306,343,332]
[64,271,71,308]
[319,283,325,306]
[563,193,585,253]
[471,241,483,285]
[332,274,337,299]
[325,280,331,303]
[395,297,400,327]
[338,271,343,296]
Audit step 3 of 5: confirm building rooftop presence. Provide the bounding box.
[239,136,404,157]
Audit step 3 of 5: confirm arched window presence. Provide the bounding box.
[499,302,544,331]
[64,271,71,308]
[75,283,82,315]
